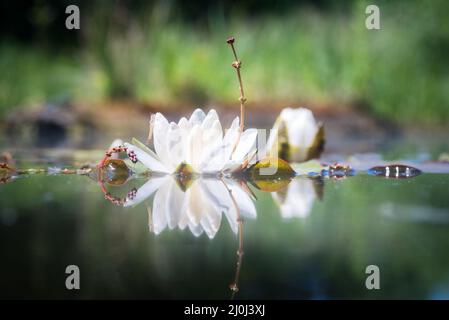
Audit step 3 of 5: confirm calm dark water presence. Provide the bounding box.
[1,169,449,299]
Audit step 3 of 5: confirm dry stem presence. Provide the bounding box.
[227,37,246,132]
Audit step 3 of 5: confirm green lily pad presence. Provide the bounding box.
[291,159,327,176]
[246,157,295,192]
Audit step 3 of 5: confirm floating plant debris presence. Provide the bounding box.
[368,164,421,178]
[321,163,355,178]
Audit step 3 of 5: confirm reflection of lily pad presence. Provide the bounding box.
[250,177,292,193]
[246,157,295,192]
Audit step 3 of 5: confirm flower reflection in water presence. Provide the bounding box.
[98,171,256,298]
[97,162,325,297]
[272,177,323,219]
[124,176,256,238]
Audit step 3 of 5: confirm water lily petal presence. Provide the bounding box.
[200,120,224,170]
[185,124,203,172]
[224,206,239,235]
[282,108,318,149]
[176,117,191,164]
[232,128,258,163]
[201,111,223,152]
[153,113,174,171]
[220,161,242,173]
[165,177,185,229]
[188,222,204,237]
[201,180,232,211]
[124,176,169,207]
[178,206,189,230]
[227,181,257,219]
[199,214,213,238]
[206,209,221,237]
[124,143,169,173]
[185,181,203,226]
[208,117,240,171]
[152,180,170,234]
[203,119,223,148]
[178,116,190,129]
[198,180,222,237]
[201,179,238,234]
[222,117,240,148]
[167,122,183,169]
[189,108,206,126]
[201,109,219,130]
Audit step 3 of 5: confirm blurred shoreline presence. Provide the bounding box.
[1,100,448,163]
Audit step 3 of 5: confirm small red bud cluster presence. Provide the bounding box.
[127,188,138,200]
[127,150,138,163]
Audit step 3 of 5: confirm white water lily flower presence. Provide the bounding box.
[272,177,320,219]
[124,176,256,239]
[266,107,324,163]
[124,109,258,174]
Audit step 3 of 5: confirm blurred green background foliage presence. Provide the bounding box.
[0,0,448,124]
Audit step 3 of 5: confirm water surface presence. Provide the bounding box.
[1,168,449,299]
